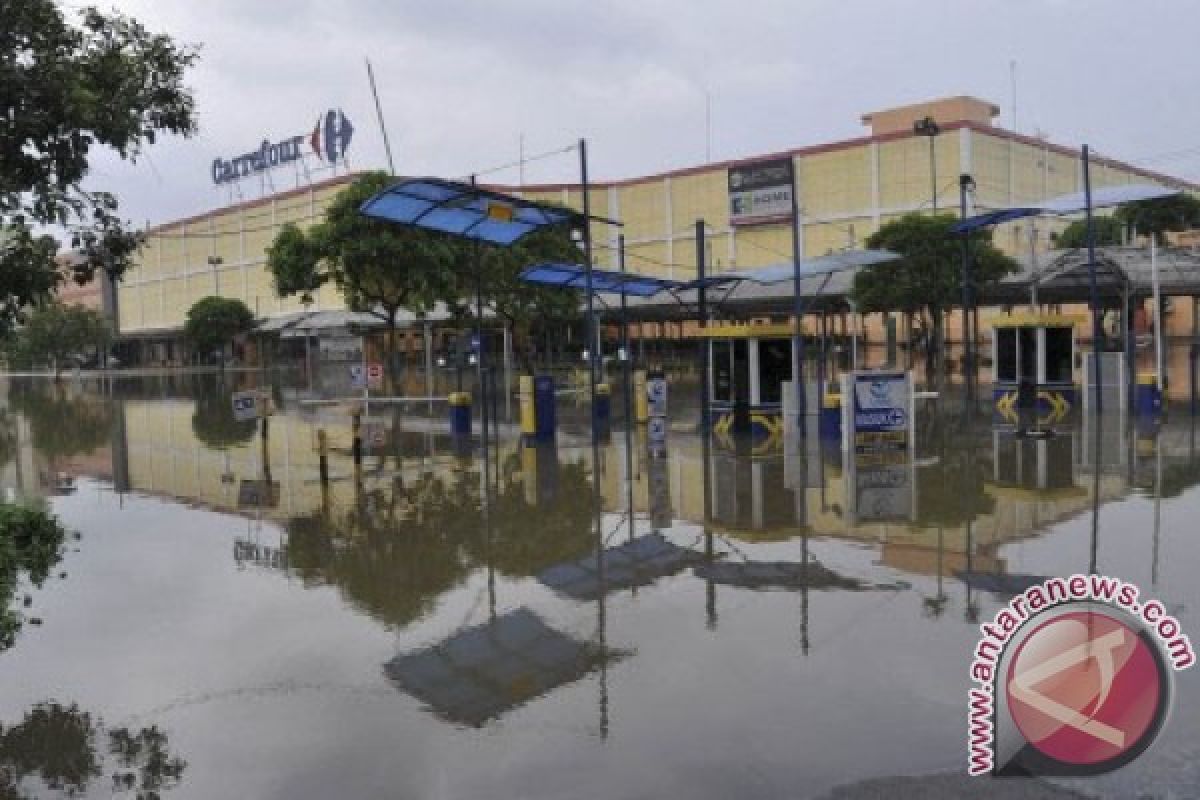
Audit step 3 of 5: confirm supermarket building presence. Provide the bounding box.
[116,96,1199,364]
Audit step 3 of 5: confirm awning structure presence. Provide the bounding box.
[384,608,623,727]
[951,183,1182,234]
[537,533,704,601]
[359,177,579,245]
[984,245,1200,304]
[719,249,902,284]
[520,263,684,297]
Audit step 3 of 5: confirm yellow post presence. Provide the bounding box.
[519,375,536,435]
[634,369,649,424]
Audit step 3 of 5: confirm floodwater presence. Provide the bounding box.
[0,359,1198,799]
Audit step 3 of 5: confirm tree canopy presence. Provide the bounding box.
[1114,193,1200,243]
[3,303,111,375]
[267,172,455,331]
[855,213,1017,317]
[1,0,197,333]
[1053,216,1124,249]
[184,297,255,360]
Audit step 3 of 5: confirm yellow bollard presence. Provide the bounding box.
[519,375,536,436]
[634,370,648,424]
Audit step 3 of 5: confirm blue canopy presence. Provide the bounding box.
[521,262,685,297]
[360,177,578,246]
[951,183,1182,234]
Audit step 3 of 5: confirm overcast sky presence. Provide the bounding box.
[86,0,1200,228]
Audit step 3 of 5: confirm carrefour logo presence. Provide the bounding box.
[211,108,355,185]
[310,108,354,164]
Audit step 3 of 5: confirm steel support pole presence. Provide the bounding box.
[1083,145,1103,412]
[696,219,710,432]
[579,139,600,438]
[789,161,806,424]
[959,174,974,400]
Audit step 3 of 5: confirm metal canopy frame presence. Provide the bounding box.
[950,183,1183,235]
[359,176,589,245]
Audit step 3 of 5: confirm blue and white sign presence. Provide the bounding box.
[646,373,668,418]
[843,370,913,464]
[231,390,269,422]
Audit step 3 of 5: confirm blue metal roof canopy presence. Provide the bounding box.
[521,249,900,297]
[950,184,1182,234]
[359,177,582,245]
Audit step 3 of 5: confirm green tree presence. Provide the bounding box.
[474,227,582,373]
[0,1,197,334]
[4,304,111,377]
[266,172,456,376]
[1052,216,1123,249]
[183,297,255,363]
[1114,193,1200,243]
[855,213,1017,369]
[190,385,256,450]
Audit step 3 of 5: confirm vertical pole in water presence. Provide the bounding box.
[696,219,710,432]
[1083,145,1103,412]
[619,234,636,538]
[469,175,490,490]
[789,157,806,425]
[959,174,975,401]
[579,139,600,438]
[1151,238,1164,393]
[424,320,434,415]
[1192,296,1199,416]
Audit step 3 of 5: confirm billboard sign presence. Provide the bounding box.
[728,157,794,225]
[212,108,354,185]
[843,370,912,465]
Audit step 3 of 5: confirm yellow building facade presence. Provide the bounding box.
[117,96,1197,349]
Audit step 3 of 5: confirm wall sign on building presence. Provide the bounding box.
[211,108,355,186]
[728,157,794,225]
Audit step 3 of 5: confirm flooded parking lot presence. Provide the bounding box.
[1,368,1198,799]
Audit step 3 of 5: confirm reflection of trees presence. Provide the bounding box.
[7,382,113,462]
[915,422,995,527]
[0,411,17,472]
[189,383,255,450]
[0,702,185,800]
[283,449,597,630]
[482,454,594,577]
[0,505,67,653]
[286,470,484,629]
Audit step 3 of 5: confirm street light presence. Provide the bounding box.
[913,116,941,212]
[207,255,223,296]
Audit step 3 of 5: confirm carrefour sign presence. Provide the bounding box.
[211,108,355,185]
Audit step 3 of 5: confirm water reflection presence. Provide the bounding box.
[0,373,1198,797]
[0,702,185,799]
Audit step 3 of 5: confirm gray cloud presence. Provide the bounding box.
[84,0,1200,228]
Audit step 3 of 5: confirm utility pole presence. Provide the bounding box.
[914,116,941,211]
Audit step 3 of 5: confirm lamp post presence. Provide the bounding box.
[913,116,941,212]
[207,255,223,296]
[959,174,976,399]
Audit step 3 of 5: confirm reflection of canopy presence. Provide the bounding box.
[359,177,578,245]
[537,533,703,601]
[384,609,620,727]
[693,560,904,591]
[956,571,1049,597]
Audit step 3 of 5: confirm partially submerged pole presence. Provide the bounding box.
[1082,145,1104,411]
[579,139,600,437]
[1151,238,1164,393]
[789,159,806,424]
[696,219,710,431]
[959,174,975,399]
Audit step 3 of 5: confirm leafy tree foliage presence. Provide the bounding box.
[183,297,255,360]
[266,172,456,367]
[854,213,1017,365]
[4,304,111,375]
[1053,216,1124,249]
[1,0,197,333]
[1115,193,1200,243]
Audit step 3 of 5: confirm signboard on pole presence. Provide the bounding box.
[232,390,271,422]
[646,372,668,418]
[350,363,384,391]
[728,157,794,225]
[842,370,916,523]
